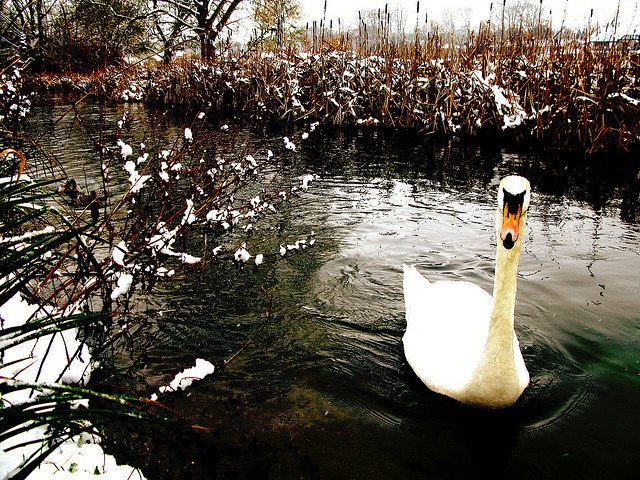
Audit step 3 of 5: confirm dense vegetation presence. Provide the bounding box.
[25,31,640,155]
[6,0,638,155]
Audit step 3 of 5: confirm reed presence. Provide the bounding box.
[42,23,630,155]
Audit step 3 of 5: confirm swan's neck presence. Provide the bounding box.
[463,213,525,407]
[490,235,521,335]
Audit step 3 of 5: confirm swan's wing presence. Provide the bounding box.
[513,333,530,392]
[402,264,493,395]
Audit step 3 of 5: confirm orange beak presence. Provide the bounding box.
[500,203,521,248]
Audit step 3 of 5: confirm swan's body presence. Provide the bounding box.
[403,176,531,409]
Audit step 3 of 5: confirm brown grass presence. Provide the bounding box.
[27,28,640,155]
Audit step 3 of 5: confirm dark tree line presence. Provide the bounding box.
[0,0,250,71]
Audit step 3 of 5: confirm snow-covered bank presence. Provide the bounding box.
[0,424,146,480]
[0,291,145,479]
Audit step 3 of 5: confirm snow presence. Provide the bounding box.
[206,209,222,222]
[179,253,201,264]
[0,426,147,479]
[0,294,91,403]
[0,105,322,477]
[0,173,32,184]
[111,272,134,300]
[154,266,175,277]
[146,222,201,266]
[491,85,511,113]
[245,155,257,168]
[0,226,55,244]
[182,199,196,225]
[116,140,133,159]
[112,241,129,267]
[0,291,145,479]
[137,152,149,165]
[123,159,151,193]
[283,137,296,151]
[301,174,317,190]
[157,359,215,393]
[609,92,639,106]
[234,244,251,263]
[575,95,597,105]
[159,161,170,182]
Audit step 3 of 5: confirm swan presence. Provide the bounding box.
[403,175,531,409]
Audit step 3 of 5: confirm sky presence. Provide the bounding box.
[297,0,639,35]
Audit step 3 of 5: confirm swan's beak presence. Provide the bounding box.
[500,203,521,250]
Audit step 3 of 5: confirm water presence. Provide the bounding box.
[27,99,640,479]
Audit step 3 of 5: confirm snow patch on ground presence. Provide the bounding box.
[0,291,144,479]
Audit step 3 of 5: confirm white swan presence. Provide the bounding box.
[403,175,531,409]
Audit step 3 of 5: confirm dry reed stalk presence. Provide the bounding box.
[27,22,639,155]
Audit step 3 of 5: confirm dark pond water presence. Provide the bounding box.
[27,99,640,479]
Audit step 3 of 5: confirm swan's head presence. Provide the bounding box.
[497,176,530,250]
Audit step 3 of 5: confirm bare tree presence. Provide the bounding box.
[355,6,411,46]
[0,0,57,61]
[501,0,549,37]
[148,0,193,63]
[72,0,148,65]
[438,7,474,44]
[391,4,407,37]
[251,0,300,49]
[146,0,246,60]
